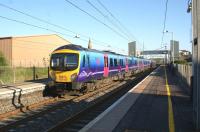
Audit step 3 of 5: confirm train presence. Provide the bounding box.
[49,44,154,93]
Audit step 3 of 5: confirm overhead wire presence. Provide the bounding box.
[96,0,144,50]
[0,2,127,52]
[0,3,112,48]
[0,15,101,48]
[97,0,136,40]
[0,3,76,35]
[86,0,132,41]
[0,15,74,38]
[64,0,129,41]
[0,15,121,51]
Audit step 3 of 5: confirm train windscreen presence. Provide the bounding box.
[51,53,79,71]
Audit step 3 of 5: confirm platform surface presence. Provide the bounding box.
[0,79,49,98]
[80,66,194,132]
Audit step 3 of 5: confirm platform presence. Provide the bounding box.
[0,79,50,115]
[80,66,194,132]
[0,83,45,98]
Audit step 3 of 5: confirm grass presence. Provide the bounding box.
[0,66,48,84]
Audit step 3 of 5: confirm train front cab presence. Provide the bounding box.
[49,49,81,91]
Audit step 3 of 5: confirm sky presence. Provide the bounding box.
[0,0,191,55]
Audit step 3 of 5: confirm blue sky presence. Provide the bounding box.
[0,0,191,54]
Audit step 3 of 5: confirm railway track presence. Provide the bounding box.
[46,70,152,132]
[0,75,123,131]
[0,69,153,132]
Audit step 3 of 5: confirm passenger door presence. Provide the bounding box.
[103,54,109,77]
[125,58,128,72]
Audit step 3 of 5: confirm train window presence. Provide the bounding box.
[133,59,137,65]
[64,54,78,68]
[114,59,117,66]
[50,53,78,71]
[117,59,120,66]
[119,59,124,66]
[51,58,60,67]
[120,59,122,66]
[110,58,113,67]
[128,59,131,65]
[82,55,85,67]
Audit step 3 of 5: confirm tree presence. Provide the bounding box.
[0,52,7,66]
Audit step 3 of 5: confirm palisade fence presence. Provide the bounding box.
[172,63,192,88]
[0,66,49,84]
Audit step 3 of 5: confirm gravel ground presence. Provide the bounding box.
[0,90,52,115]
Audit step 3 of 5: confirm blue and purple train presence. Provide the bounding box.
[49,44,153,91]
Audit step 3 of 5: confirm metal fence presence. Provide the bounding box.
[172,63,192,88]
[0,66,49,84]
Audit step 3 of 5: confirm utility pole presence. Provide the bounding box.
[164,30,174,63]
[192,0,200,129]
[165,45,167,65]
[172,33,174,63]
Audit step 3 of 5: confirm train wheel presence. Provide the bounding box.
[72,82,82,90]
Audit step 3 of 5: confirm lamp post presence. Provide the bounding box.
[164,30,174,64]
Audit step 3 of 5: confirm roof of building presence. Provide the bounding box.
[0,34,71,43]
[0,37,12,40]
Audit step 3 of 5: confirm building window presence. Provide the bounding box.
[128,59,131,65]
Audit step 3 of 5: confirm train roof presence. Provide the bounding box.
[54,44,152,61]
[54,44,124,56]
[55,44,86,51]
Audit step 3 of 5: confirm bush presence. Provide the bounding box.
[0,52,7,66]
[174,60,188,64]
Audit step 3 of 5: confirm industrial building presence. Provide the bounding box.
[170,40,179,61]
[0,34,70,67]
[128,41,136,56]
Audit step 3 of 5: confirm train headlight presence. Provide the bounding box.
[71,73,77,82]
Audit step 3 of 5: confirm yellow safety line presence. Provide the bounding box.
[164,66,175,132]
